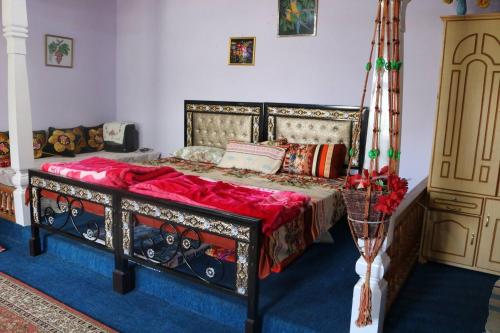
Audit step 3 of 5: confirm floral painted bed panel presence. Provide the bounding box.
[143,157,346,275]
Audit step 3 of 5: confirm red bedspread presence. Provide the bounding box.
[130,173,310,235]
[41,157,311,235]
[41,157,174,189]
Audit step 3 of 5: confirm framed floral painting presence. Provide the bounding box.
[45,34,73,68]
[228,37,256,66]
[278,0,318,37]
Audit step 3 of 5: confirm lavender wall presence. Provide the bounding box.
[116,0,498,189]
[0,0,117,131]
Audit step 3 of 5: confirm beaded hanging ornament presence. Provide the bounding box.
[342,0,408,327]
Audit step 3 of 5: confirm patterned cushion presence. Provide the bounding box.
[259,138,288,146]
[43,127,82,157]
[218,141,286,174]
[283,143,346,179]
[82,125,104,152]
[0,132,10,167]
[174,146,225,164]
[32,130,47,159]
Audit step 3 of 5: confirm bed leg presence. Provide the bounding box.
[113,256,135,294]
[29,224,41,256]
[245,231,261,333]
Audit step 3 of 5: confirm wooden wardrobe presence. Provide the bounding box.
[422,14,500,275]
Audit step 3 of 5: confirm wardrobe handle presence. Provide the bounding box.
[470,233,475,246]
[485,215,490,227]
[446,205,461,212]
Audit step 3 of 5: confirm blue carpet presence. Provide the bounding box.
[0,218,496,333]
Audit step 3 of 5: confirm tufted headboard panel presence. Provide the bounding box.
[184,101,264,148]
[265,103,369,169]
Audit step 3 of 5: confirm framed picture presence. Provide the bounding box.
[228,37,256,66]
[45,34,73,68]
[278,0,318,37]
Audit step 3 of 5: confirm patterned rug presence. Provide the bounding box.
[0,272,116,332]
[486,279,500,333]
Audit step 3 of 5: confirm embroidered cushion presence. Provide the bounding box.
[283,143,346,179]
[218,141,286,174]
[43,127,83,157]
[259,137,288,146]
[32,130,47,159]
[0,132,10,167]
[82,124,104,152]
[173,146,225,164]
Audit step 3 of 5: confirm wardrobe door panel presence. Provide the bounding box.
[477,200,500,273]
[431,17,500,196]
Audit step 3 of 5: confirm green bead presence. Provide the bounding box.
[365,62,372,71]
[388,147,394,158]
[349,148,357,157]
[368,149,380,160]
[376,57,386,70]
[396,151,401,160]
[390,60,402,71]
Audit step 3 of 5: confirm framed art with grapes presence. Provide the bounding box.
[45,34,73,68]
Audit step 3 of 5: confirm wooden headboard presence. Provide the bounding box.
[184,100,265,148]
[184,100,369,169]
[264,103,369,169]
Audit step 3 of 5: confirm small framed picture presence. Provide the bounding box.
[45,34,73,68]
[278,0,318,37]
[228,37,256,66]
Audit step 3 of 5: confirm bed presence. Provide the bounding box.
[28,100,369,333]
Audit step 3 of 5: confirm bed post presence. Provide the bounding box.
[112,194,135,294]
[28,181,41,256]
[245,226,261,333]
[2,0,35,227]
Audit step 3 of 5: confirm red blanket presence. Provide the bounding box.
[41,157,174,189]
[41,157,311,235]
[130,173,310,235]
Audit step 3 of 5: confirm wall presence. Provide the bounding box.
[116,0,498,189]
[0,0,117,131]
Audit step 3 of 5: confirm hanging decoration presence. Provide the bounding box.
[443,0,493,14]
[342,0,408,327]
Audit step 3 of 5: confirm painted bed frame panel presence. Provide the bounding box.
[264,103,369,170]
[184,100,265,148]
[28,169,263,333]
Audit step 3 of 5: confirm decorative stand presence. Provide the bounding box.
[343,1,409,332]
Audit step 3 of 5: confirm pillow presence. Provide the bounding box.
[0,132,10,167]
[173,146,225,164]
[82,124,104,152]
[283,143,347,179]
[32,130,47,159]
[259,137,288,146]
[218,141,286,174]
[43,127,82,157]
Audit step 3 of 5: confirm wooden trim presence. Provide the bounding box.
[385,178,427,311]
[441,13,500,21]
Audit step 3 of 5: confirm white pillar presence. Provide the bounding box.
[353,1,411,332]
[350,222,394,333]
[2,0,34,226]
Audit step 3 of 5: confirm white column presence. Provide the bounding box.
[350,223,394,333]
[2,0,34,226]
[353,1,411,332]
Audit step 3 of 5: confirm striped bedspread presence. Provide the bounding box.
[486,279,500,333]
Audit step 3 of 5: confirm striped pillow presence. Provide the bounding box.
[284,143,346,179]
[218,141,286,174]
[311,144,347,178]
